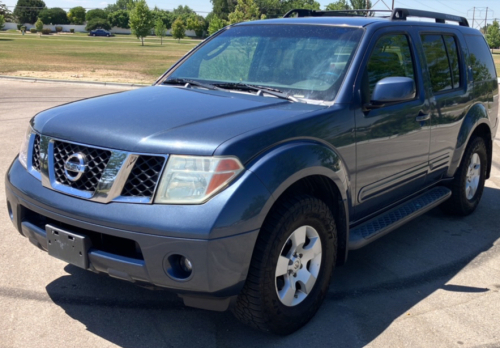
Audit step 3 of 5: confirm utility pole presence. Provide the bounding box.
[485,7,488,33]
[472,7,475,29]
[392,0,395,10]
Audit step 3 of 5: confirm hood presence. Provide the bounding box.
[32,86,323,156]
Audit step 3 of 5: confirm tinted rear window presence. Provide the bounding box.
[421,34,453,92]
[464,35,497,82]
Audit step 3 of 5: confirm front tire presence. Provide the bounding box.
[232,195,337,334]
[442,137,488,216]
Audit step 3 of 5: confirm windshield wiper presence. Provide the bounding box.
[164,78,221,91]
[214,83,298,102]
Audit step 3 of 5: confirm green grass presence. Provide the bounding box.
[0,31,200,84]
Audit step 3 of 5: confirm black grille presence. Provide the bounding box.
[32,134,41,172]
[121,156,165,197]
[53,141,111,192]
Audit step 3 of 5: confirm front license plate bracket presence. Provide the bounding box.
[46,225,91,269]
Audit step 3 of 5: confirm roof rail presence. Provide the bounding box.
[282,9,391,18]
[283,7,469,27]
[391,8,469,26]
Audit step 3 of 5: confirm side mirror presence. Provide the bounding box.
[367,77,416,109]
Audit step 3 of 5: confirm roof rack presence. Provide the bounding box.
[283,7,469,27]
[282,9,391,18]
[391,8,469,26]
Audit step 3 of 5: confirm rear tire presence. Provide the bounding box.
[441,137,487,216]
[232,195,337,335]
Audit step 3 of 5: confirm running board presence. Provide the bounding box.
[348,186,451,250]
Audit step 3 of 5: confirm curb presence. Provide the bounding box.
[0,75,148,88]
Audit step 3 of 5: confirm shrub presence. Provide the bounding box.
[55,26,62,32]
[41,28,51,35]
[21,26,26,32]
[17,23,22,30]
[70,28,74,33]
[30,28,37,33]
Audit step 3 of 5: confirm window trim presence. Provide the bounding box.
[418,32,464,96]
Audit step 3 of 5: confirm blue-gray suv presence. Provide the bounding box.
[5,8,498,334]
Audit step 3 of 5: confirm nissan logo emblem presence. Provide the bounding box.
[64,153,87,182]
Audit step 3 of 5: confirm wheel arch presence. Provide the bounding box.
[247,141,351,266]
[449,103,493,178]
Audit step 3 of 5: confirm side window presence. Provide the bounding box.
[443,36,461,88]
[464,34,497,82]
[365,34,416,98]
[421,34,453,92]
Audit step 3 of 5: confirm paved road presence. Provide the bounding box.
[1,79,500,348]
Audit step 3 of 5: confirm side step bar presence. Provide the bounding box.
[348,186,451,250]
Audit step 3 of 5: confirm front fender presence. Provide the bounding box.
[247,141,350,204]
[212,141,351,240]
[448,103,491,177]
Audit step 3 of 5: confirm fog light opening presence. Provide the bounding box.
[165,254,193,281]
[7,201,14,221]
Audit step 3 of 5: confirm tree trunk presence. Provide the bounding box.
[141,37,144,46]
[161,36,163,45]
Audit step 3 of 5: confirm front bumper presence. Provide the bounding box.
[6,159,262,310]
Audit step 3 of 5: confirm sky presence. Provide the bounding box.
[3,0,500,29]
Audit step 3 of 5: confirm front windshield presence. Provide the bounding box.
[166,24,363,103]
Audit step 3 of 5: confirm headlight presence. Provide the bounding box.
[155,155,244,204]
[18,126,32,169]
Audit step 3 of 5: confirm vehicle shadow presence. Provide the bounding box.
[45,185,500,348]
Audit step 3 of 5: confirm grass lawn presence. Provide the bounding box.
[0,31,200,84]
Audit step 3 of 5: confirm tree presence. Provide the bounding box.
[108,9,129,28]
[487,20,500,50]
[152,7,174,30]
[38,8,69,24]
[154,18,166,45]
[0,14,4,29]
[85,9,108,22]
[129,0,153,46]
[85,18,111,31]
[210,0,237,20]
[0,1,14,21]
[171,17,185,42]
[68,6,85,24]
[228,0,264,24]
[13,0,46,24]
[106,0,138,12]
[255,0,280,18]
[325,0,351,10]
[35,17,43,36]
[350,0,371,14]
[186,14,206,38]
[172,5,195,18]
[281,0,320,14]
[207,14,227,35]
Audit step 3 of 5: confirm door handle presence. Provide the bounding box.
[415,114,430,122]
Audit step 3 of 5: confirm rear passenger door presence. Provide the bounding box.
[418,31,469,183]
[353,28,431,220]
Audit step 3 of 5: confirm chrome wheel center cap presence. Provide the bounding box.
[293,259,301,270]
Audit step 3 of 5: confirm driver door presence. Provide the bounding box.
[353,30,431,220]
